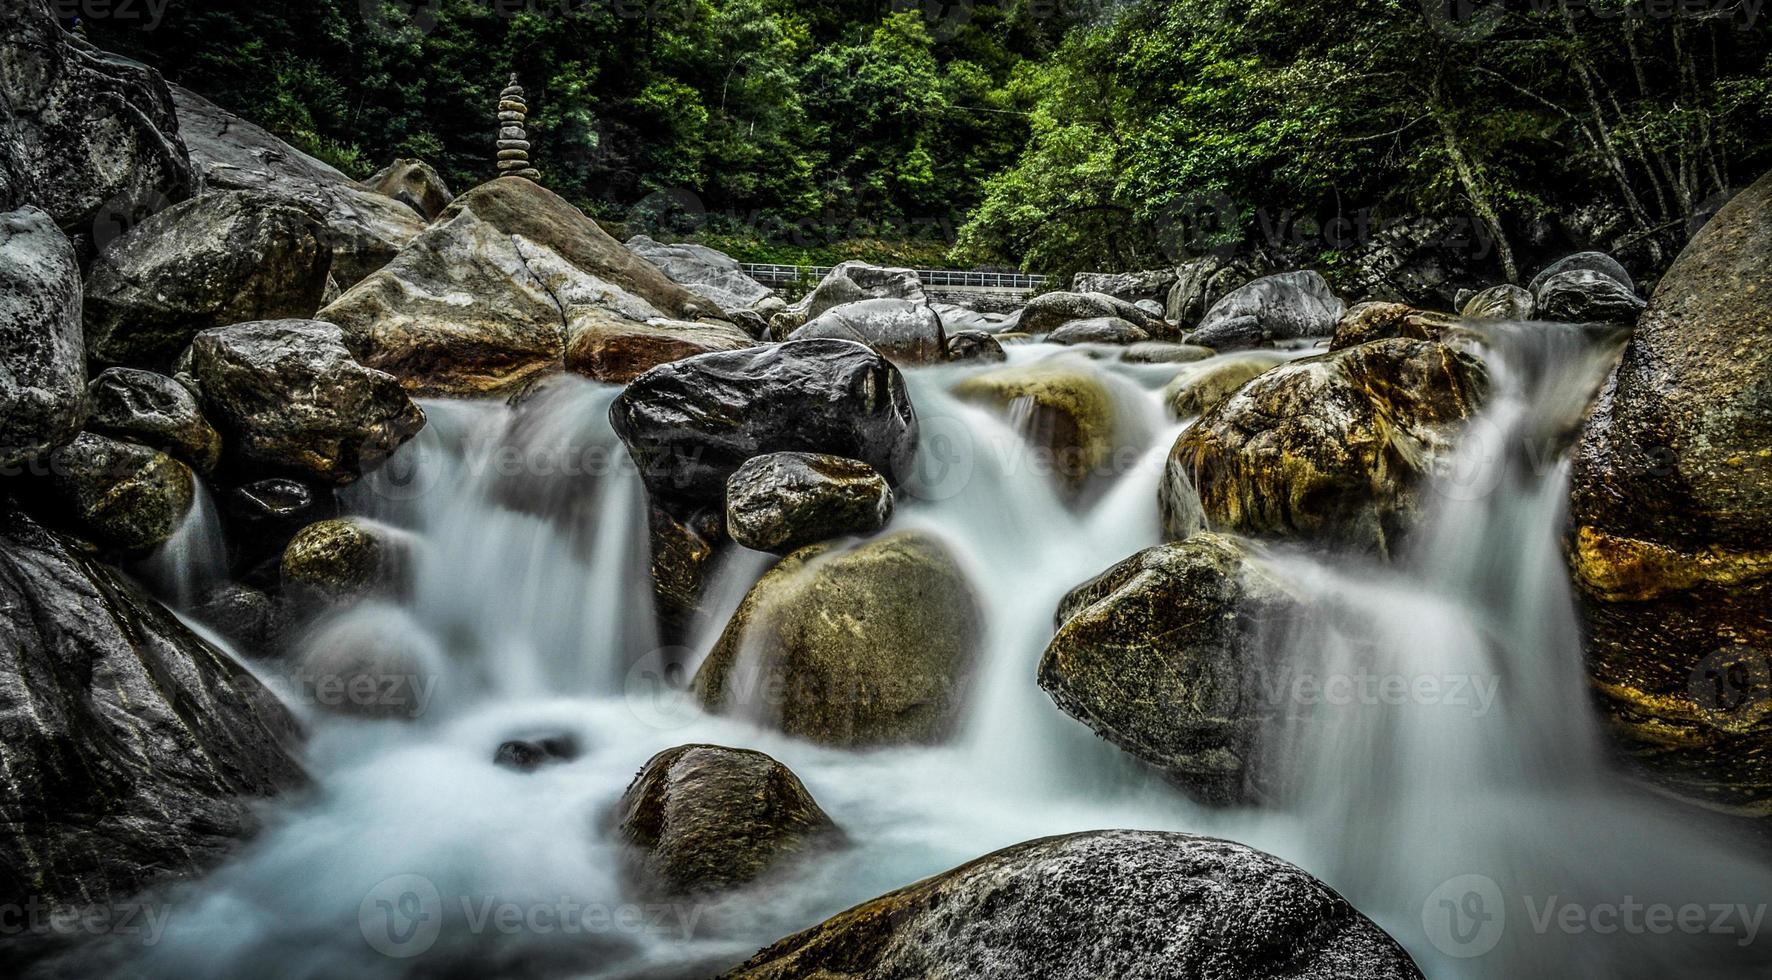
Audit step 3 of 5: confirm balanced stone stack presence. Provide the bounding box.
[496,74,541,182]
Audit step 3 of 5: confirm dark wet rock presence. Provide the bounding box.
[1329,301,1459,351]
[944,329,1007,363]
[1163,352,1289,420]
[0,2,196,240]
[361,158,454,222]
[693,532,982,746]
[726,452,893,554]
[1529,250,1634,296]
[1041,535,1292,802]
[177,319,425,485]
[0,207,85,470]
[789,298,946,365]
[952,359,1117,498]
[1460,283,1535,321]
[191,582,281,653]
[648,502,724,643]
[1047,316,1150,346]
[494,734,580,772]
[1186,313,1268,351]
[1196,271,1345,344]
[85,368,222,474]
[1162,339,1487,555]
[1534,268,1647,324]
[627,235,773,312]
[610,339,918,515]
[1569,169,1772,815]
[0,507,302,918]
[1021,290,1167,338]
[614,744,841,897]
[565,315,758,384]
[43,433,195,552]
[83,190,331,369]
[1122,342,1215,365]
[280,517,412,611]
[719,830,1422,980]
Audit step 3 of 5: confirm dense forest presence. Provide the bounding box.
[85,0,1772,279]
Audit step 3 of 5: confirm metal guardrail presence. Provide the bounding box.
[739,263,1048,291]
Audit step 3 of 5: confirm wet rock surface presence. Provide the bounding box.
[789,298,947,365]
[0,207,85,470]
[85,368,223,474]
[725,452,894,554]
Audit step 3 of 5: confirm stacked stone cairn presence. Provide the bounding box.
[496,74,541,182]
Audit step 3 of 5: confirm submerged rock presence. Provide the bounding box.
[953,359,1118,497]
[614,744,841,897]
[1163,351,1289,420]
[0,207,85,470]
[610,339,918,514]
[494,734,580,772]
[719,830,1422,980]
[725,452,894,554]
[693,532,982,746]
[178,319,425,485]
[85,368,223,474]
[789,298,947,365]
[83,190,331,368]
[0,507,302,917]
[1569,169,1772,814]
[44,433,195,552]
[1162,339,1486,555]
[1195,271,1345,344]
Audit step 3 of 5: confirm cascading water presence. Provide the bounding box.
[94,331,1772,979]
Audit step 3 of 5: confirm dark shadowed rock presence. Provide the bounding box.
[191,582,280,653]
[789,298,947,365]
[361,158,454,221]
[1197,271,1345,343]
[494,734,580,772]
[0,207,84,469]
[614,744,841,897]
[726,452,894,554]
[610,339,918,514]
[1569,169,1772,814]
[945,329,1007,363]
[42,433,195,553]
[627,235,774,312]
[693,532,982,746]
[1529,250,1634,296]
[1460,283,1535,321]
[0,507,302,919]
[1041,535,1292,802]
[1534,269,1646,324]
[1021,290,1167,337]
[178,319,425,485]
[719,830,1421,980]
[1162,339,1486,555]
[84,190,331,368]
[1048,316,1150,346]
[1167,254,1267,324]
[85,368,222,474]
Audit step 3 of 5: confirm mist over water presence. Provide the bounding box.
[110,331,1772,978]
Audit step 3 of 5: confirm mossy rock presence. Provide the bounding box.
[952,358,1116,497]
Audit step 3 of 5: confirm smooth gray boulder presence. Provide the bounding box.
[1186,313,1268,351]
[1529,250,1634,296]
[85,368,223,474]
[0,207,85,470]
[627,235,774,312]
[1047,316,1150,346]
[1534,268,1646,323]
[725,452,894,554]
[789,298,947,364]
[1196,271,1345,342]
[787,261,927,323]
[1021,290,1167,337]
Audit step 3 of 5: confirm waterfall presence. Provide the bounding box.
[136,478,228,610]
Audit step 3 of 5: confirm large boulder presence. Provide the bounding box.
[788,298,947,365]
[1195,271,1346,344]
[1162,339,1487,555]
[0,207,84,470]
[0,2,195,241]
[1460,283,1535,321]
[1048,316,1150,346]
[953,359,1117,497]
[1020,290,1167,338]
[42,433,195,552]
[1040,535,1292,802]
[1529,250,1634,296]
[1569,170,1772,813]
[1534,268,1646,324]
[613,744,842,897]
[725,452,894,554]
[610,339,918,514]
[565,313,757,385]
[0,507,302,919]
[177,319,426,485]
[169,85,425,287]
[786,261,926,323]
[319,178,722,395]
[1166,253,1267,324]
[83,190,331,368]
[85,368,222,474]
[360,158,454,222]
[692,532,983,746]
[719,830,1422,980]
[1163,351,1289,420]
[1328,302,1458,352]
[627,235,774,312]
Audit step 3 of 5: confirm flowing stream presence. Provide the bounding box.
[109,329,1772,979]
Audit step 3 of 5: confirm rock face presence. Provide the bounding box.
[693,532,982,746]
[1163,339,1487,555]
[789,298,947,365]
[1167,254,1266,324]
[0,507,302,917]
[1021,290,1167,338]
[169,85,425,288]
[0,207,85,469]
[1534,268,1646,323]
[726,452,894,554]
[0,1,196,239]
[85,368,223,474]
[177,319,426,485]
[361,158,454,221]
[565,314,758,385]
[720,830,1422,980]
[83,190,331,368]
[1195,271,1346,344]
[787,261,927,323]
[610,339,919,514]
[43,433,195,552]
[319,178,720,395]
[1048,316,1150,346]
[614,744,841,897]
[627,235,773,312]
[1569,170,1772,813]
[953,359,1117,497]
[1040,535,1291,802]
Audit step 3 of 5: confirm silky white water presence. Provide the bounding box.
[107,333,1772,979]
